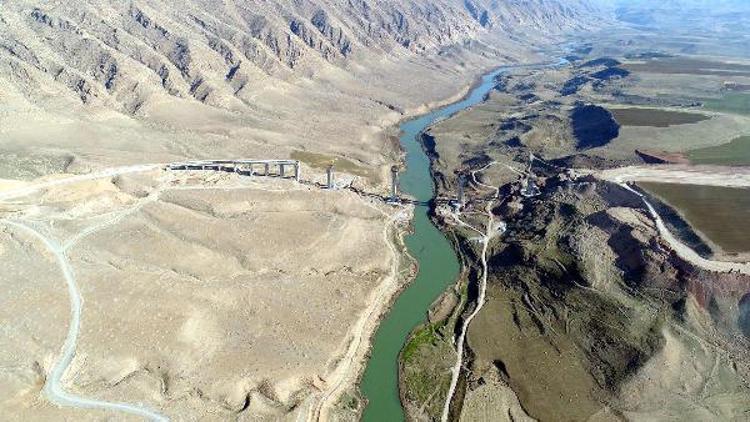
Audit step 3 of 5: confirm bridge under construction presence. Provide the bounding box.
[167,159,302,181]
[166,159,415,206]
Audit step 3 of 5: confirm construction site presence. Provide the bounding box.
[0,161,411,421]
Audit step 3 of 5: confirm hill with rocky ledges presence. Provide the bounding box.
[0,0,602,180]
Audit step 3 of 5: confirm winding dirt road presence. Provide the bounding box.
[0,163,172,420]
[3,162,404,421]
[310,200,409,421]
[596,164,750,275]
[0,164,162,201]
[617,182,750,275]
[3,220,169,421]
[441,162,506,422]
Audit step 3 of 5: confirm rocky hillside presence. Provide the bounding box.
[461,171,750,420]
[0,0,597,108]
[413,166,750,421]
[0,0,602,179]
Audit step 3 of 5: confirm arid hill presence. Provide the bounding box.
[0,0,601,179]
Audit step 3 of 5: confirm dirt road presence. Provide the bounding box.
[2,220,169,421]
[599,165,750,188]
[310,200,409,421]
[441,162,506,421]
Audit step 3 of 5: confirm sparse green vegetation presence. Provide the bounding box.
[338,392,360,411]
[401,276,467,420]
[290,150,378,183]
[402,323,442,363]
[401,320,454,420]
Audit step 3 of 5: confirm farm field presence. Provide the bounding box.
[639,182,750,255]
[703,93,750,116]
[689,136,750,166]
[609,107,710,127]
[623,57,750,77]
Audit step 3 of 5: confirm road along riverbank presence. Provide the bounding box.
[358,57,567,421]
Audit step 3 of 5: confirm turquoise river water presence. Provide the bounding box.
[358,65,518,421]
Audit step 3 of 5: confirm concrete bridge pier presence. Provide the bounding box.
[457,174,466,206]
[327,165,335,189]
[389,165,399,202]
[169,159,305,184]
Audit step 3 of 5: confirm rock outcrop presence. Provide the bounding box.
[0,0,600,112]
[0,0,604,179]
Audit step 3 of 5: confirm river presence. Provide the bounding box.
[358,65,524,421]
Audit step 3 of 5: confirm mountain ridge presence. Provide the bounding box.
[0,0,604,179]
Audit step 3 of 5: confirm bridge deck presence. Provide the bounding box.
[167,159,299,170]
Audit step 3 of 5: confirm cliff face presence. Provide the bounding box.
[0,0,599,111]
[0,1,602,179]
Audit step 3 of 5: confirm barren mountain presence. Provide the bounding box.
[0,0,601,180]
[0,2,607,421]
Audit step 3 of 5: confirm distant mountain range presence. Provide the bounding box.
[597,0,750,28]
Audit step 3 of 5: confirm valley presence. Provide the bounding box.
[2,1,750,422]
[399,4,750,420]
[0,1,604,420]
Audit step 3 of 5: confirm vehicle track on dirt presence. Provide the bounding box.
[310,198,408,421]
[3,220,169,421]
[441,162,506,422]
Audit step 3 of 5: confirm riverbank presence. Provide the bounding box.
[310,199,417,422]
[357,58,536,421]
[311,59,520,422]
[359,49,579,420]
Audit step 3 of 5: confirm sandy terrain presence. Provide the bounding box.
[598,164,750,188]
[0,2,607,419]
[0,168,407,421]
[0,0,601,186]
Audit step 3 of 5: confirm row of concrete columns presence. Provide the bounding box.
[169,160,405,203]
[169,160,301,182]
[238,162,299,182]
